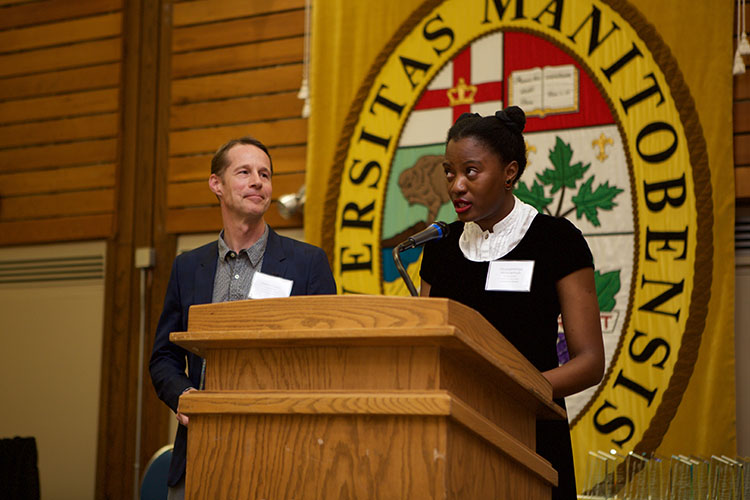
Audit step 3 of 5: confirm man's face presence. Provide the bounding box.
[209,144,273,220]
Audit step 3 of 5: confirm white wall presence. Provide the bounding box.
[0,241,105,500]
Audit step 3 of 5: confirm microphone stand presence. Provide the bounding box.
[393,242,419,297]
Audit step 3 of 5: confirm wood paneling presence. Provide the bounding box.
[0,214,113,245]
[0,89,119,124]
[0,0,43,6]
[735,6,750,201]
[735,101,750,134]
[0,12,122,53]
[0,38,121,77]
[0,0,123,30]
[172,0,303,27]
[171,37,302,78]
[0,113,118,148]
[0,138,118,172]
[166,172,304,208]
[173,10,304,52]
[0,164,116,195]
[736,69,750,100]
[0,189,114,220]
[165,0,309,235]
[737,166,750,200]
[168,145,305,181]
[170,92,302,130]
[169,118,306,156]
[736,133,750,166]
[0,0,124,247]
[171,64,302,104]
[0,63,121,100]
[95,0,165,498]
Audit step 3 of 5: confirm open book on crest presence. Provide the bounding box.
[508,64,579,117]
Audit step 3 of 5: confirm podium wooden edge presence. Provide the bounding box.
[170,326,567,421]
[180,390,558,487]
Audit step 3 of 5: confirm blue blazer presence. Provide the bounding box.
[149,228,336,486]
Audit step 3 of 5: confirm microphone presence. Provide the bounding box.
[393,222,450,297]
[396,221,450,251]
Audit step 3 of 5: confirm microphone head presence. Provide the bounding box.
[432,221,449,239]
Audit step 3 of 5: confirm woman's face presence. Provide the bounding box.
[443,136,518,231]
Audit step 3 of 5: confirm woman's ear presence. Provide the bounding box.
[505,160,519,184]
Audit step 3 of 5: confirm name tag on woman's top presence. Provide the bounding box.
[485,260,535,292]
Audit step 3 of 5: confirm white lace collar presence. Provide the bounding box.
[459,196,538,262]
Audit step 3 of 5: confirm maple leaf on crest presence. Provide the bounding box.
[594,270,621,312]
[570,176,624,226]
[536,137,590,194]
[515,180,553,213]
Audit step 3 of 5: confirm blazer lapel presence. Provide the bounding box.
[260,227,288,278]
[193,241,218,305]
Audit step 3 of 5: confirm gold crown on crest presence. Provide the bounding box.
[447,78,477,106]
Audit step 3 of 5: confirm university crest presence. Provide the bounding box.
[323,0,712,486]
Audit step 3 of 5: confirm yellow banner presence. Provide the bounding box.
[306,0,735,491]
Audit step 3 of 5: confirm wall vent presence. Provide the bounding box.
[738,215,750,253]
[0,255,105,284]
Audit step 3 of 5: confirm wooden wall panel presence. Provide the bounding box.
[0,0,123,245]
[171,38,301,78]
[172,0,303,27]
[736,4,750,202]
[0,189,115,219]
[0,215,113,245]
[0,113,119,148]
[0,38,122,77]
[167,172,304,208]
[736,134,750,166]
[0,139,117,172]
[737,166,750,201]
[0,89,119,124]
[0,64,121,100]
[0,164,116,196]
[172,10,304,52]
[171,91,302,129]
[169,119,307,155]
[168,145,305,181]
[166,3,309,234]
[0,12,122,52]
[0,0,122,29]
[171,65,302,104]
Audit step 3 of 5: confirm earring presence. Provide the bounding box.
[505,179,513,190]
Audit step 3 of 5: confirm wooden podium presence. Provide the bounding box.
[172,295,565,499]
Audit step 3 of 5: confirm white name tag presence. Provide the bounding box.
[248,271,293,299]
[485,260,535,292]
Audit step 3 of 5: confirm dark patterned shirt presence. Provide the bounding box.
[211,226,269,303]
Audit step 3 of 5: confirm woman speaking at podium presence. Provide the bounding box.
[419,107,605,500]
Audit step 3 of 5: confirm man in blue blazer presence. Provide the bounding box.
[149,136,336,499]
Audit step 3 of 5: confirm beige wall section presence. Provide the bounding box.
[0,240,105,500]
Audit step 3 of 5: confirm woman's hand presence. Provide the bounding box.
[543,267,605,399]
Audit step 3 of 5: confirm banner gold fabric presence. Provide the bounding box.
[306,0,735,489]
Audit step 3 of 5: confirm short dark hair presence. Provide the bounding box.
[446,106,527,185]
[211,136,273,177]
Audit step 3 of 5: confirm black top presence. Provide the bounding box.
[420,214,593,500]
